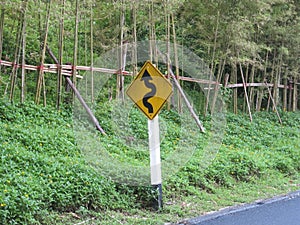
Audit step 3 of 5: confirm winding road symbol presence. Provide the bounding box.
[141,69,156,114]
[126,61,172,120]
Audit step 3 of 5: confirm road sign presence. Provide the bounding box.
[126,61,173,120]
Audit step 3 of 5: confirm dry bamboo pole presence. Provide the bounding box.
[156,48,205,132]
[170,66,205,132]
[148,0,153,62]
[66,77,106,135]
[35,0,51,105]
[45,44,104,134]
[272,52,282,110]
[257,51,269,111]
[84,0,88,99]
[211,58,226,114]
[249,64,255,111]
[0,7,4,76]
[267,51,276,111]
[132,0,138,77]
[265,81,282,124]
[232,61,238,114]
[90,2,94,103]
[205,11,219,116]
[283,68,288,111]
[292,76,298,111]
[117,0,125,101]
[165,0,171,110]
[9,13,22,102]
[57,0,65,109]
[171,13,182,113]
[239,61,252,122]
[72,0,79,101]
[288,78,293,111]
[20,5,27,103]
[84,0,88,66]
[243,62,249,112]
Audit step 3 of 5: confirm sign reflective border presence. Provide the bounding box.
[126,61,173,120]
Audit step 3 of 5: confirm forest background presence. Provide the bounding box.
[0,0,299,112]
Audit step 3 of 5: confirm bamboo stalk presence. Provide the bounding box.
[72,0,79,101]
[232,62,238,114]
[35,0,51,105]
[57,0,65,109]
[257,51,269,112]
[211,58,226,114]
[283,68,288,111]
[243,62,249,112]
[292,76,298,111]
[170,67,205,132]
[171,13,182,113]
[288,78,293,111]
[239,61,252,122]
[117,0,125,101]
[90,2,94,103]
[0,7,4,77]
[9,18,22,102]
[156,44,205,132]
[249,63,255,111]
[265,81,282,124]
[205,11,219,116]
[65,77,106,135]
[267,50,276,111]
[21,5,27,103]
[132,0,137,77]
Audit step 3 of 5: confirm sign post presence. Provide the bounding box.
[126,61,172,209]
[148,115,163,209]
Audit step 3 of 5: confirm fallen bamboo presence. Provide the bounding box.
[239,61,252,122]
[65,77,106,134]
[265,82,283,124]
[169,67,205,132]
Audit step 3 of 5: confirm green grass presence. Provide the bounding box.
[0,100,299,224]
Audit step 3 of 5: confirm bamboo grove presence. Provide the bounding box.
[0,0,299,115]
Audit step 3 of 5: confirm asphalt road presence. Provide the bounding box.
[179,190,300,225]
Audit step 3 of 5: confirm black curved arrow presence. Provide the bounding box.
[141,69,156,114]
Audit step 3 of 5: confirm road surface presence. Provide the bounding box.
[179,190,300,225]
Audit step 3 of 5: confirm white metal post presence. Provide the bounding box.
[148,115,163,209]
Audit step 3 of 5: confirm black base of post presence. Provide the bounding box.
[152,184,163,210]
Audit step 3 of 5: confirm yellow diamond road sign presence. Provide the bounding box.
[126,61,173,120]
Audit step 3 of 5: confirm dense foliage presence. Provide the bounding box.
[0,100,299,224]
